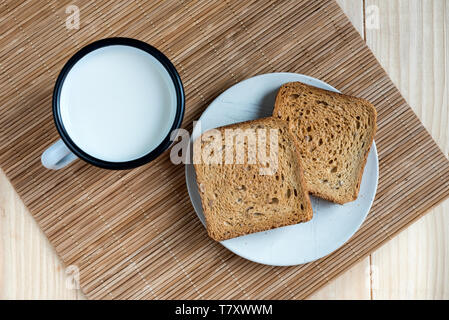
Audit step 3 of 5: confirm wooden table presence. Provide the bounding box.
[0,0,447,299]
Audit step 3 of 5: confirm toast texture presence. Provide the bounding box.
[193,117,313,241]
[273,82,377,204]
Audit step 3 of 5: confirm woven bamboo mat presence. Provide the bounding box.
[1,0,449,299]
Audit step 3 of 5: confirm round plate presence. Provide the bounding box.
[185,73,379,266]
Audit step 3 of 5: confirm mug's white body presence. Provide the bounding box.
[42,43,179,169]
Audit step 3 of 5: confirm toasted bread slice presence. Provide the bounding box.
[273,82,377,204]
[193,117,313,241]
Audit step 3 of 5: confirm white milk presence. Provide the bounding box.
[59,45,177,162]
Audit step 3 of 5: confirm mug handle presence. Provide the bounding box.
[41,139,77,169]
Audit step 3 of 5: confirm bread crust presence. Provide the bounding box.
[193,117,313,241]
[273,82,377,205]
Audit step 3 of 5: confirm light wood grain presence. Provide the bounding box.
[0,0,448,299]
[0,169,84,299]
[366,0,449,299]
[308,254,371,299]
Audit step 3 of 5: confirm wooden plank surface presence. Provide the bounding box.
[0,169,84,299]
[365,0,449,299]
[0,0,447,299]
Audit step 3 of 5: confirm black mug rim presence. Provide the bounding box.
[53,37,185,170]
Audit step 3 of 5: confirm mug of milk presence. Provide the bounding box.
[41,37,184,170]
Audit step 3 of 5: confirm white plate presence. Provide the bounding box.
[185,73,379,266]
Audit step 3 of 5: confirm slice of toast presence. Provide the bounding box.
[273,82,377,204]
[193,117,313,241]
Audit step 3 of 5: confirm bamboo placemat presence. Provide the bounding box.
[1,0,448,299]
